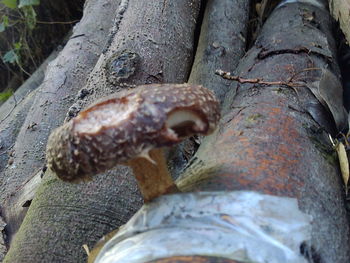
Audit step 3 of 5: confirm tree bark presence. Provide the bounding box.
[178,1,350,262]
[0,0,121,248]
[0,48,60,172]
[3,0,202,262]
[188,0,249,104]
[168,0,250,177]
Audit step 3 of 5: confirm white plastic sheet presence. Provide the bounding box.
[95,191,312,263]
[278,0,326,9]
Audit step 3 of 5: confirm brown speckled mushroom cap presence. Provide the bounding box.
[46,84,220,181]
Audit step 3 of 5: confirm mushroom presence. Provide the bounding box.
[46,84,220,202]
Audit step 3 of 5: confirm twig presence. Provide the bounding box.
[287,67,321,83]
[215,69,320,88]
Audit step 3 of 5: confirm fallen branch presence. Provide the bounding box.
[215,67,320,88]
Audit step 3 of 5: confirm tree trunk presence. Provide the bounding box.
[0,48,60,172]
[169,0,250,177]
[3,0,202,262]
[0,0,121,250]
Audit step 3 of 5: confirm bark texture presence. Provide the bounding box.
[66,0,201,113]
[177,1,350,262]
[168,0,250,177]
[0,49,61,260]
[188,0,249,104]
[0,48,60,174]
[1,0,121,248]
[3,0,202,262]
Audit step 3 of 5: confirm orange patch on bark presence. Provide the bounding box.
[194,101,306,197]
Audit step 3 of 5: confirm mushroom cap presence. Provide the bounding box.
[46,84,220,181]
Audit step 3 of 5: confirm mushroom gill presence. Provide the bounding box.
[165,110,206,139]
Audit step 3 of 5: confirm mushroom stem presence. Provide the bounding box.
[127,148,179,202]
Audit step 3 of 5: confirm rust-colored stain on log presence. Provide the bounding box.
[192,97,306,198]
[147,256,242,263]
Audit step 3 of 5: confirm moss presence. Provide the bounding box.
[273,87,287,94]
[302,122,336,165]
[247,113,263,121]
[302,123,309,129]
[309,135,337,165]
[245,113,264,127]
[0,89,13,102]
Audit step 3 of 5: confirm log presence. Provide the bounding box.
[3,0,202,262]
[92,1,350,262]
[0,49,60,260]
[168,0,250,178]
[0,0,121,247]
[0,48,60,173]
[188,0,249,104]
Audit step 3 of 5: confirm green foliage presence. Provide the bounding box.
[1,0,17,9]
[2,41,21,64]
[0,0,40,69]
[0,15,9,32]
[22,5,37,29]
[0,89,13,102]
[18,0,40,8]
[2,50,19,64]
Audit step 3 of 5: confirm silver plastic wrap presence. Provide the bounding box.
[95,191,312,263]
[278,0,326,9]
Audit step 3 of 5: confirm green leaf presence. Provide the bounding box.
[0,16,9,32]
[1,0,17,9]
[3,15,9,27]
[2,50,19,64]
[18,0,39,8]
[13,41,21,50]
[22,6,36,30]
[0,89,13,102]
